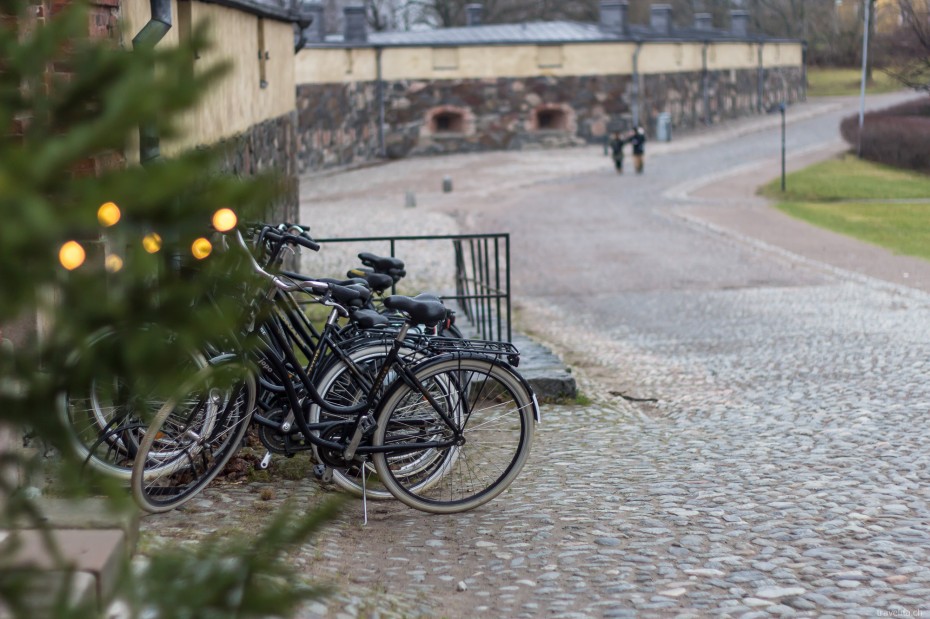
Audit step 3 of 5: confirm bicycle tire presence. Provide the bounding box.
[130,363,256,513]
[371,354,535,514]
[60,344,209,481]
[306,341,432,500]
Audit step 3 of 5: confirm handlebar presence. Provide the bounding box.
[234,230,330,297]
[261,224,321,252]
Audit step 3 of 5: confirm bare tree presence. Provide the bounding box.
[367,0,402,30]
[881,0,930,92]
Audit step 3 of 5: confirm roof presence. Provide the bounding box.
[200,0,312,24]
[369,21,608,45]
[308,20,799,48]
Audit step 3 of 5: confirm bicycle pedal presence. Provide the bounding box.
[312,464,334,483]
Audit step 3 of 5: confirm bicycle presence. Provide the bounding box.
[131,227,538,515]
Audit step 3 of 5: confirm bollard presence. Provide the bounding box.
[405,190,417,208]
[442,176,453,193]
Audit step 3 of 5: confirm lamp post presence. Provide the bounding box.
[780,102,786,192]
[857,0,872,157]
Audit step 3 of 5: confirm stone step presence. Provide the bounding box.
[0,498,138,618]
[0,528,126,617]
[511,332,577,402]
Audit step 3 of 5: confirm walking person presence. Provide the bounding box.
[609,131,626,174]
[630,126,646,174]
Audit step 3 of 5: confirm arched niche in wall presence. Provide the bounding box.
[531,104,573,132]
[425,105,474,136]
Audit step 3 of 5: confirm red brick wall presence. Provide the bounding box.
[2,0,126,346]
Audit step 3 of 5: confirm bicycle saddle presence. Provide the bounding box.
[346,269,394,294]
[358,252,404,273]
[383,295,447,327]
[351,308,391,329]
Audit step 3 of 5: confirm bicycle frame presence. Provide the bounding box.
[252,300,463,463]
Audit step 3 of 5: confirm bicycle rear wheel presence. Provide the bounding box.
[371,355,535,514]
[130,363,255,513]
[307,342,432,500]
[61,349,209,481]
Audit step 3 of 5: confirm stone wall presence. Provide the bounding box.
[296,82,381,171]
[218,111,300,225]
[296,65,805,172]
[639,65,804,130]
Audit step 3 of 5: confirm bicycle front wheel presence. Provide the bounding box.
[130,364,256,513]
[371,355,535,514]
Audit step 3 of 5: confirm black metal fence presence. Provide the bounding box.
[314,233,511,342]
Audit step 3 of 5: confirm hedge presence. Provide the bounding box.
[840,98,930,174]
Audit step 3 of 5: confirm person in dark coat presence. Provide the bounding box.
[630,126,646,174]
[608,131,626,174]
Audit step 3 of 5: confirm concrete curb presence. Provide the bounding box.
[511,332,577,402]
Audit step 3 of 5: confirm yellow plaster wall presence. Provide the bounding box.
[121,0,295,156]
[761,42,802,66]
[121,0,180,47]
[559,43,634,75]
[296,40,803,85]
[706,42,762,71]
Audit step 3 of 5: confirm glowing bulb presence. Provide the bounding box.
[142,233,162,254]
[212,208,237,233]
[97,202,121,227]
[59,241,86,271]
[191,237,212,260]
[105,254,123,273]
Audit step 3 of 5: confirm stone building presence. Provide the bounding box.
[295,1,806,171]
[121,0,311,223]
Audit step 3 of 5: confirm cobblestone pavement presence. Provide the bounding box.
[140,92,930,618]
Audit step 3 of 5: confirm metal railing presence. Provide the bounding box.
[314,233,511,342]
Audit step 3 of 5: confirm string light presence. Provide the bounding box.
[191,237,212,260]
[105,254,123,273]
[212,208,237,232]
[97,202,121,227]
[142,233,162,254]
[59,241,86,271]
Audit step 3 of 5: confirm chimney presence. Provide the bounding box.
[344,4,367,43]
[301,2,326,43]
[599,1,629,36]
[694,12,712,31]
[730,10,750,37]
[650,4,672,35]
[465,3,483,27]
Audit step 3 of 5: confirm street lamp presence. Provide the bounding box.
[857,0,872,157]
[779,102,786,192]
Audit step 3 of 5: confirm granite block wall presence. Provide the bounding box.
[296,66,805,172]
[218,111,300,225]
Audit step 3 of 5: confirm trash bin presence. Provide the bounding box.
[656,112,672,142]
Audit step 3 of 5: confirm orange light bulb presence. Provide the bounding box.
[97,202,121,227]
[191,237,212,260]
[105,254,123,273]
[212,208,238,233]
[59,241,86,271]
[142,233,162,254]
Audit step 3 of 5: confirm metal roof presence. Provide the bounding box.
[310,20,798,48]
[368,21,607,45]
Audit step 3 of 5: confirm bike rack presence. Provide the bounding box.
[314,233,511,343]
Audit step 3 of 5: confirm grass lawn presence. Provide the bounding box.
[807,67,903,97]
[760,155,930,261]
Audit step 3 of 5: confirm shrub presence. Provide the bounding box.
[840,98,930,174]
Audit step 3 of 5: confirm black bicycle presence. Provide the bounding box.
[131,227,538,515]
